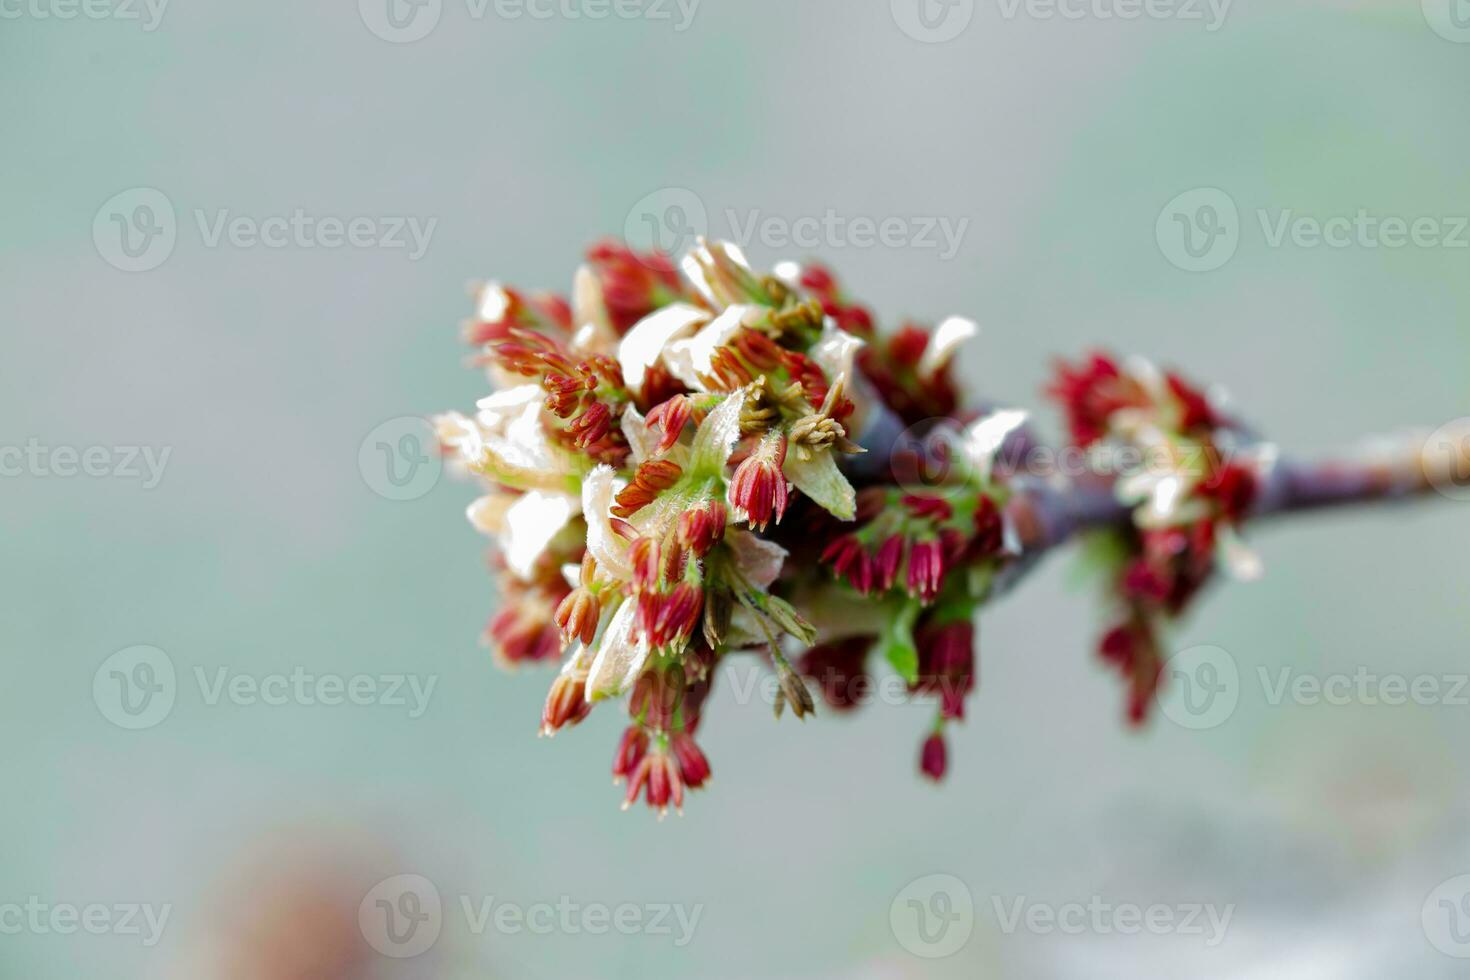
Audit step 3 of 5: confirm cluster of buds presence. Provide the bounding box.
[436,237,1031,812]
[408,220,1470,813]
[436,234,1310,811]
[1047,352,1269,724]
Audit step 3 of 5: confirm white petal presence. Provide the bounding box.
[560,562,582,589]
[688,387,748,475]
[809,319,865,384]
[680,240,753,308]
[584,600,649,700]
[620,405,658,466]
[664,303,757,390]
[963,409,1028,482]
[917,316,978,379]
[1124,354,1168,401]
[772,260,803,287]
[581,464,632,582]
[783,447,856,521]
[1220,527,1265,582]
[726,529,787,589]
[466,494,505,535]
[475,385,544,429]
[499,491,578,581]
[570,265,617,356]
[476,281,512,323]
[488,400,557,473]
[617,303,707,391]
[1116,470,1159,505]
[433,412,485,465]
[1001,511,1024,556]
[1149,474,1186,520]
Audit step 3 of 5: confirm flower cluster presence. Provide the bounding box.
[437,239,1019,813]
[1047,352,1269,724]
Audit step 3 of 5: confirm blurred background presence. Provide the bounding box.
[4,0,1470,976]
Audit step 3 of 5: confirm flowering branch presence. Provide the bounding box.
[429,238,1466,816]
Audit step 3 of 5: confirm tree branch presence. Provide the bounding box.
[851,403,1468,596]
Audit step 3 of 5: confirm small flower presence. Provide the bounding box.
[486,579,567,668]
[919,732,948,782]
[584,239,684,335]
[622,747,685,817]
[612,724,650,783]
[553,586,600,647]
[729,432,789,531]
[670,731,711,789]
[821,533,873,594]
[638,582,704,651]
[1047,352,1149,447]
[645,394,693,454]
[873,534,906,592]
[541,652,593,736]
[611,458,683,518]
[566,400,613,449]
[677,499,727,557]
[905,539,945,602]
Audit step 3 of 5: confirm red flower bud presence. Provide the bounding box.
[645,395,693,455]
[612,725,650,782]
[670,731,711,789]
[677,499,727,557]
[612,459,683,519]
[874,535,906,593]
[902,494,953,522]
[552,588,600,647]
[920,733,947,782]
[728,434,789,531]
[541,669,592,737]
[906,539,945,602]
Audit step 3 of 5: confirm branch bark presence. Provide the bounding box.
[850,404,1468,594]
